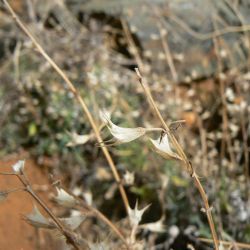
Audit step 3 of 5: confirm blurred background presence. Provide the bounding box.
[0,0,250,249]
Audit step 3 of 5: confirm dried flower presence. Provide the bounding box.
[100,110,146,145]
[60,214,85,230]
[123,171,135,186]
[150,134,182,161]
[66,132,90,147]
[128,201,150,227]
[12,160,25,174]
[140,219,166,233]
[83,191,93,206]
[54,188,77,208]
[99,109,111,125]
[24,205,55,229]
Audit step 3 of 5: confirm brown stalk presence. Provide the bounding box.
[135,68,219,250]
[2,0,129,214]
[15,170,82,250]
[151,5,177,82]
[157,22,178,82]
[121,19,145,74]
[113,13,219,249]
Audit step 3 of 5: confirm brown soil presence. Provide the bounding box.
[0,154,65,250]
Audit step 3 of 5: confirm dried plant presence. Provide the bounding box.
[0,160,129,249]
[1,0,250,249]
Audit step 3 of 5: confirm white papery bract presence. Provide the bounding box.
[66,132,90,147]
[83,191,93,206]
[24,205,55,229]
[128,201,150,227]
[55,188,76,208]
[100,110,146,145]
[99,109,111,125]
[140,219,166,233]
[150,134,182,161]
[60,214,85,230]
[12,160,25,174]
[123,170,135,186]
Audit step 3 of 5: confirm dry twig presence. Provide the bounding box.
[1,0,130,214]
[135,68,220,250]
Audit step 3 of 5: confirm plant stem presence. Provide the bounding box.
[135,68,219,250]
[15,173,81,250]
[2,0,130,214]
[0,172,19,175]
[145,128,165,132]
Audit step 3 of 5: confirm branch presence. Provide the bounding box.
[135,68,220,250]
[1,0,129,214]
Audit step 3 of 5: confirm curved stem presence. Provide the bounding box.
[2,0,129,214]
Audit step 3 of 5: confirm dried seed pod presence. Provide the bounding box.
[100,110,146,145]
[150,134,182,161]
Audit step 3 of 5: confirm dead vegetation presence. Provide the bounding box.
[0,0,250,249]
